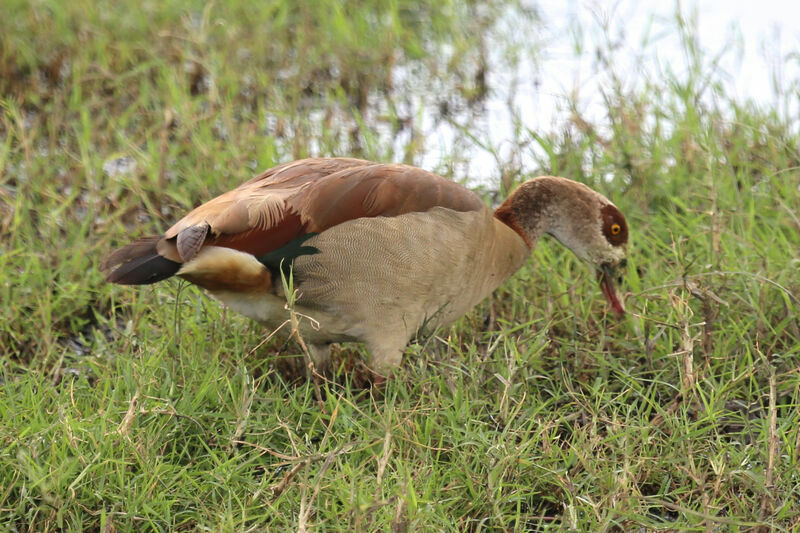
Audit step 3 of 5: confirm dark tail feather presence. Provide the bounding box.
[101,236,181,285]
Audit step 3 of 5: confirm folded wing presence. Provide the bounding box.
[102,157,486,287]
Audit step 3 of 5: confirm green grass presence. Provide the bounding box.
[2,1,800,530]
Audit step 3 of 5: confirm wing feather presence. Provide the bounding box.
[176,222,209,261]
[104,158,488,285]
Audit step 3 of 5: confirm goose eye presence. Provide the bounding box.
[600,204,627,245]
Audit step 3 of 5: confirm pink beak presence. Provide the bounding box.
[597,263,625,316]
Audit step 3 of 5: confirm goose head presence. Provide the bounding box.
[495,176,628,316]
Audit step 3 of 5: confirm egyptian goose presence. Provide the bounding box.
[102,157,628,376]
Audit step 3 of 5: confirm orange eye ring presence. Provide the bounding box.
[610,223,621,235]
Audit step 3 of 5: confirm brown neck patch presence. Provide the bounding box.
[600,204,628,246]
[494,201,533,248]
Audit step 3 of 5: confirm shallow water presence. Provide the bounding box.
[421,0,800,185]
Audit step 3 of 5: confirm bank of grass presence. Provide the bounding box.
[2,1,800,531]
